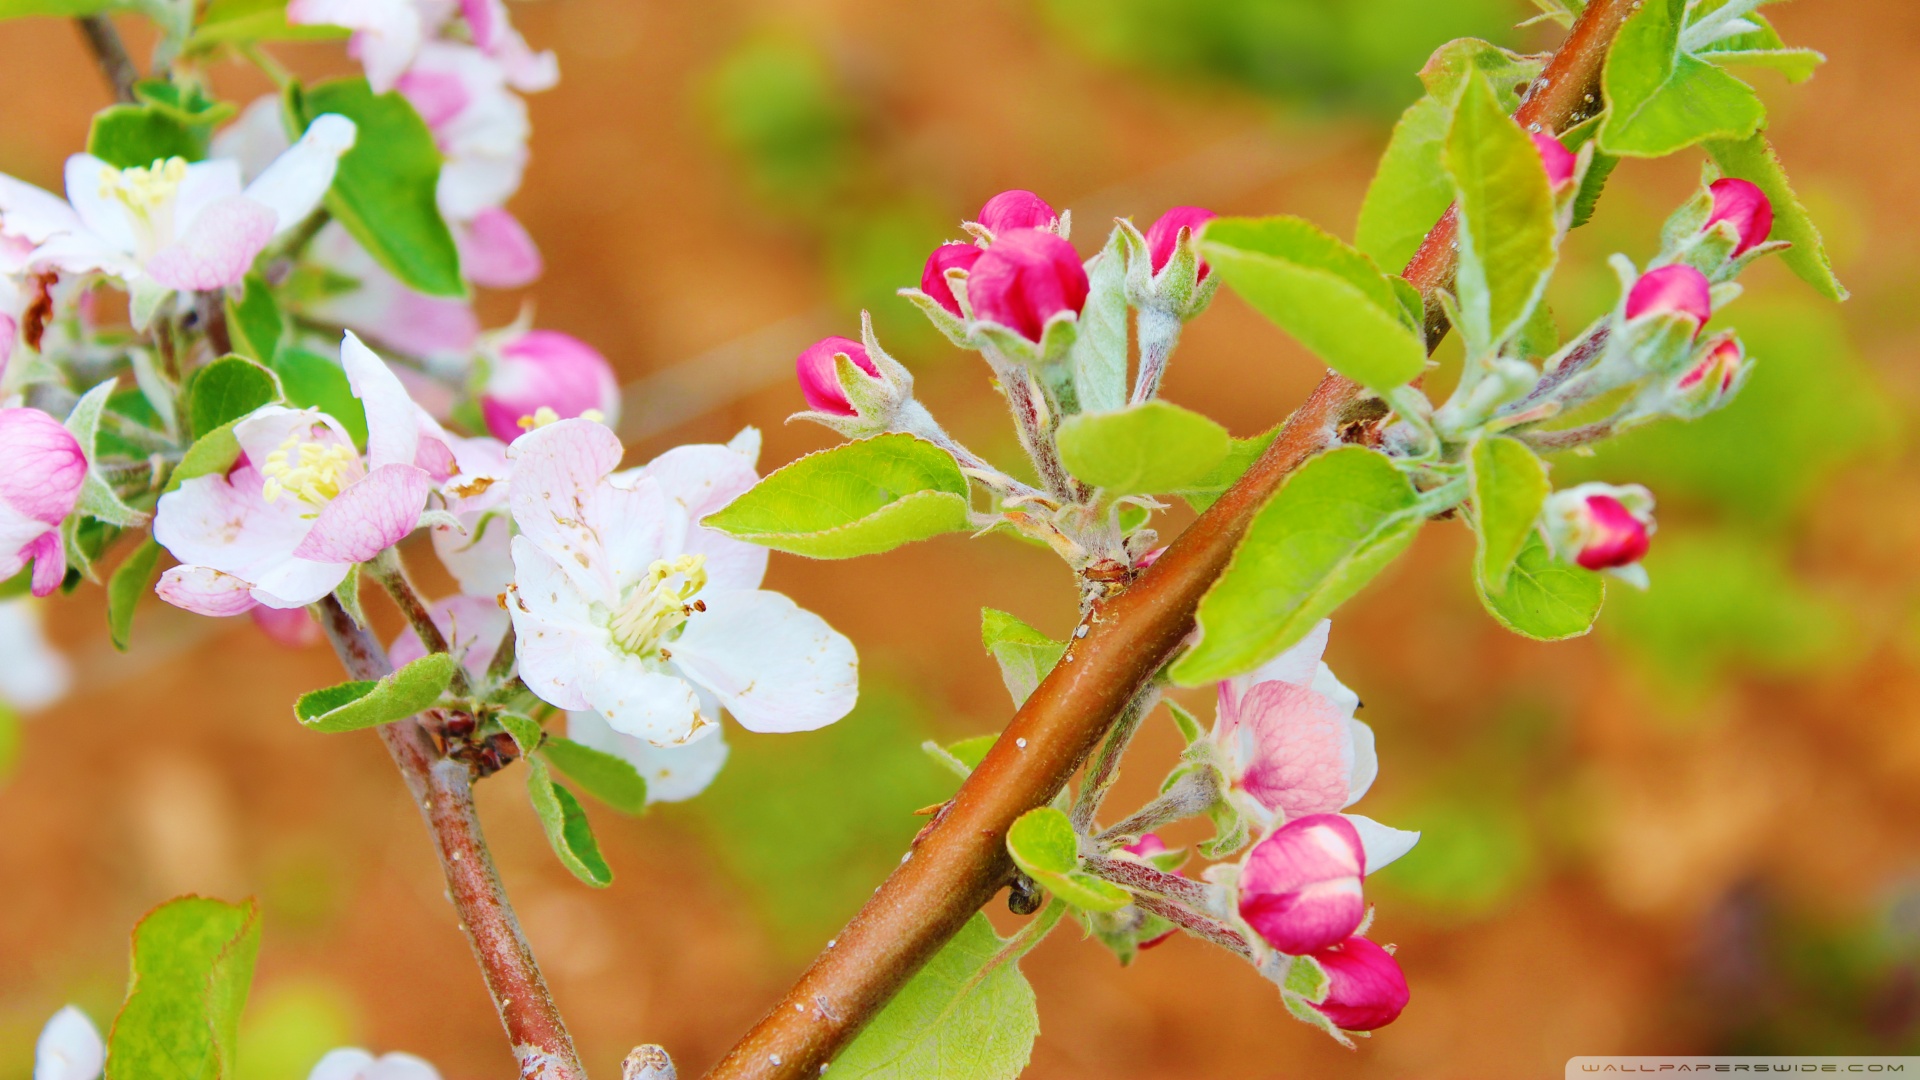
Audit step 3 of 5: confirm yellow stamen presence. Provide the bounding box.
[608,555,708,656]
[517,406,562,431]
[261,431,359,509]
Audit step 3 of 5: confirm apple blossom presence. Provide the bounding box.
[966,228,1089,343]
[505,418,857,745]
[34,1006,102,1080]
[289,0,554,95]
[920,242,983,318]
[308,1048,441,1080]
[1705,177,1772,258]
[480,328,620,441]
[794,335,881,418]
[0,406,88,597]
[0,115,356,303]
[1144,206,1216,279]
[1625,263,1711,328]
[1307,935,1410,1031]
[975,189,1058,236]
[1237,813,1367,955]
[1531,131,1577,188]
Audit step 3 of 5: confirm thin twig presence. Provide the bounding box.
[370,553,473,697]
[700,4,1633,1077]
[1083,854,1215,911]
[315,597,586,1080]
[1128,892,1254,962]
[1094,768,1219,846]
[75,15,138,103]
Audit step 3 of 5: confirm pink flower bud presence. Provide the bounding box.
[1705,178,1773,257]
[1573,494,1650,570]
[976,190,1059,235]
[0,407,86,596]
[1625,264,1711,326]
[1124,833,1168,858]
[1238,813,1366,955]
[250,604,322,648]
[920,242,984,317]
[794,336,881,417]
[481,330,620,442]
[966,229,1090,342]
[1530,132,1577,188]
[1677,334,1743,395]
[1308,936,1410,1031]
[1145,206,1217,278]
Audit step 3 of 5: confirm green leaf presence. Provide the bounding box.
[1201,216,1427,393]
[1056,401,1229,495]
[979,608,1064,709]
[65,380,145,528]
[525,756,613,888]
[131,80,237,127]
[704,433,972,558]
[225,274,284,365]
[0,0,131,16]
[830,913,1039,1080]
[1005,806,1131,913]
[945,734,999,772]
[1446,69,1558,350]
[106,896,261,1080]
[191,0,349,46]
[87,104,207,169]
[1469,436,1549,591]
[1166,700,1204,744]
[108,538,162,652]
[496,711,544,756]
[1475,531,1604,641]
[189,355,281,440]
[538,736,648,815]
[272,347,369,448]
[293,652,455,733]
[1175,428,1278,513]
[1706,132,1847,301]
[288,79,464,298]
[1598,0,1765,158]
[1172,447,1424,685]
[1070,228,1128,413]
[1558,114,1618,230]
[169,423,243,491]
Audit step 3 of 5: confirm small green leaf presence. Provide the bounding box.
[538,736,649,815]
[1476,531,1604,641]
[945,734,999,772]
[705,434,972,559]
[525,756,613,887]
[1201,216,1427,393]
[1175,428,1278,513]
[1446,69,1558,350]
[1283,953,1331,1003]
[225,274,284,364]
[107,538,162,652]
[1070,228,1128,413]
[66,380,147,528]
[88,104,207,169]
[1469,436,1549,592]
[1706,131,1847,301]
[189,355,280,440]
[1172,447,1424,685]
[496,711,544,755]
[272,347,369,448]
[293,652,455,733]
[830,912,1039,1080]
[0,0,132,16]
[169,423,244,491]
[1056,401,1229,495]
[1006,806,1130,912]
[288,78,464,298]
[979,608,1064,709]
[1166,700,1204,744]
[191,0,349,46]
[332,565,367,628]
[1598,0,1765,158]
[106,896,261,1080]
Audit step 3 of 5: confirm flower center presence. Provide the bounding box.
[98,158,187,249]
[261,432,361,510]
[517,406,605,432]
[608,554,708,657]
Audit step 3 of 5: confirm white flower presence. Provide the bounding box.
[34,1006,102,1080]
[309,1047,440,1080]
[506,419,858,745]
[288,0,555,95]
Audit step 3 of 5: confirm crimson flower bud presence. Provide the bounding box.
[966,229,1089,343]
[481,330,621,442]
[1238,813,1366,955]
[920,242,984,318]
[1625,264,1711,326]
[1145,206,1217,279]
[1544,484,1655,573]
[977,189,1059,235]
[1574,494,1650,570]
[1308,936,1410,1032]
[1677,334,1744,398]
[1530,132,1577,189]
[1705,178,1773,257]
[794,336,881,417]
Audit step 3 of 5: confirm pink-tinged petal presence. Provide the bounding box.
[145,196,277,291]
[976,190,1058,234]
[1625,264,1711,325]
[1145,206,1216,277]
[397,67,473,129]
[568,709,729,804]
[1236,680,1357,819]
[171,160,245,238]
[1238,813,1367,955]
[459,0,498,48]
[792,336,879,418]
[1706,178,1772,257]
[414,432,458,481]
[1308,936,1409,1031]
[1224,617,1331,712]
[288,0,425,93]
[309,1048,440,1080]
[967,228,1089,342]
[456,207,543,288]
[506,417,626,591]
[0,172,84,244]
[291,463,429,563]
[669,588,859,734]
[62,155,138,254]
[250,557,351,609]
[156,564,261,617]
[437,434,510,514]
[481,329,619,441]
[431,511,513,596]
[919,243,983,317]
[0,407,87,524]
[212,96,292,179]
[340,331,423,470]
[0,314,14,378]
[1574,494,1650,569]
[250,603,322,647]
[390,592,508,675]
[29,232,137,280]
[438,152,526,222]
[583,662,706,745]
[243,114,356,234]
[1530,132,1577,188]
[1123,834,1168,858]
[23,531,64,596]
[152,464,314,579]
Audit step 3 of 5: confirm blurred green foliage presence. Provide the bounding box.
[1035,0,1519,113]
[703,37,857,215]
[236,979,360,1080]
[688,684,954,956]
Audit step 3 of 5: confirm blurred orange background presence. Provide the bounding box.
[3,0,1918,1077]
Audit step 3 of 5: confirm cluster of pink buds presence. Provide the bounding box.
[1542,482,1656,586]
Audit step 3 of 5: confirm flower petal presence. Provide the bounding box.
[156,565,261,617]
[1342,718,1378,808]
[250,557,351,609]
[62,155,138,255]
[0,600,71,710]
[34,1005,104,1080]
[431,511,513,596]
[568,709,729,803]
[506,535,604,711]
[0,406,88,524]
[583,660,705,745]
[146,195,277,291]
[454,207,542,288]
[23,531,64,596]
[171,160,245,237]
[291,462,428,563]
[340,331,422,470]
[244,114,357,233]
[0,172,83,244]
[1236,679,1356,820]
[669,588,858,733]
[506,417,628,595]
[389,593,508,675]
[1342,813,1420,874]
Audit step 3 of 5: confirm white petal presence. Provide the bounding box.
[152,465,313,581]
[568,709,728,803]
[670,589,858,733]
[726,425,762,466]
[506,535,605,712]
[0,600,69,710]
[233,405,355,474]
[340,332,422,471]
[251,555,351,608]
[1341,718,1378,808]
[309,1048,378,1080]
[1244,618,1331,688]
[35,1006,103,1080]
[1344,813,1420,875]
[245,114,357,234]
[629,442,766,589]
[171,160,245,238]
[431,511,513,596]
[505,418,628,597]
[584,661,706,745]
[62,155,138,256]
[0,172,84,243]
[212,95,293,180]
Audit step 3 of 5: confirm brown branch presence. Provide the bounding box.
[703,4,1632,1076]
[75,15,138,104]
[316,597,586,1080]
